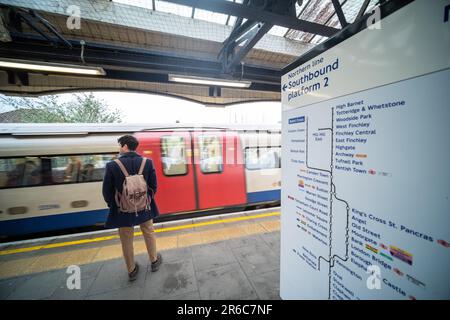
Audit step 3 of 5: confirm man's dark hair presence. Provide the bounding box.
[118,135,139,151]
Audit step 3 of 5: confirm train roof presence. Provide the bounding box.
[0,123,281,157]
[0,123,281,136]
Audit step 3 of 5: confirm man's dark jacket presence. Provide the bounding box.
[102,151,159,228]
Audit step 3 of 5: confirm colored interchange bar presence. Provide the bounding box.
[365,243,413,265]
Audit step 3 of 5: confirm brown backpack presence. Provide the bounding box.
[114,158,151,215]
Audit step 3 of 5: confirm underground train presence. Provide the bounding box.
[0,123,281,237]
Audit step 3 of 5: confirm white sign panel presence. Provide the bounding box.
[280,0,450,300]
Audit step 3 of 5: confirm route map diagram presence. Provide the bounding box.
[306,110,350,300]
[281,69,450,300]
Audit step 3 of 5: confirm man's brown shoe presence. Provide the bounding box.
[151,253,162,272]
[128,262,139,281]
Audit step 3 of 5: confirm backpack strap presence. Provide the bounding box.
[114,159,129,177]
[138,158,147,175]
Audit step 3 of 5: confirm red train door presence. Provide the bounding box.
[192,131,247,209]
[135,131,196,215]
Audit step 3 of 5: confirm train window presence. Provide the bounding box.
[198,135,223,173]
[245,148,260,170]
[0,154,116,188]
[0,157,42,188]
[50,154,117,184]
[245,147,281,170]
[160,136,187,176]
[51,156,80,183]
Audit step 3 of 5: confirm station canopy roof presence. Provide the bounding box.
[0,0,379,106]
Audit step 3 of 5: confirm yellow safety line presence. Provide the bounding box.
[0,211,280,256]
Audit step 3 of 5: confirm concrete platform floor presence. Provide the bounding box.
[0,208,281,300]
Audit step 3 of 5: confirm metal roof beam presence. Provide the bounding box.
[356,0,371,21]
[232,0,249,29]
[283,0,312,37]
[218,0,274,74]
[308,0,348,44]
[224,22,273,73]
[6,6,72,48]
[163,0,339,37]
[218,18,255,60]
[331,0,348,27]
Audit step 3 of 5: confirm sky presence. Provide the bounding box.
[0,91,281,125]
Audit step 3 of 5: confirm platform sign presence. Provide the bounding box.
[280,0,450,300]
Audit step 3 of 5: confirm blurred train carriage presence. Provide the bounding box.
[0,124,281,237]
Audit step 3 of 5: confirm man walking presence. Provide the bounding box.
[102,135,162,281]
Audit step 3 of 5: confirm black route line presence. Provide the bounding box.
[304,108,350,300]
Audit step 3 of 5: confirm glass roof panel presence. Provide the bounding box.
[341,0,367,24]
[342,0,363,23]
[155,0,192,17]
[307,0,380,45]
[295,0,309,16]
[113,0,154,10]
[297,0,335,23]
[285,0,340,42]
[114,0,382,46]
[365,0,381,14]
[268,26,289,37]
[286,0,354,43]
[194,8,229,25]
[227,16,237,26]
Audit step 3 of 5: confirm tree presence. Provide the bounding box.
[0,92,122,123]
